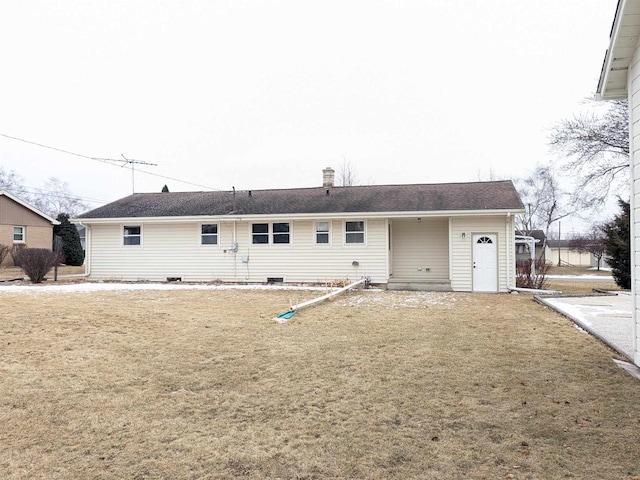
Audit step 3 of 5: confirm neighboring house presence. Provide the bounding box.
[75,169,525,292]
[0,190,60,266]
[596,0,640,367]
[545,240,592,268]
[515,229,546,260]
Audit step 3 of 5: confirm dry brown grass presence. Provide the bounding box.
[0,265,86,281]
[548,265,612,277]
[1,287,639,479]
[546,266,620,296]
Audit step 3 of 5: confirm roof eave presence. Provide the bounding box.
[0,190,60,225]
[74,208,525,224]
[596,0,640,100]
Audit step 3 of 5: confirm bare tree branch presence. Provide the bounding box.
[336,159,359,187]
[548,100,629,207]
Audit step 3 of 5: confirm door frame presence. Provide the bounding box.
[472,232,499,292]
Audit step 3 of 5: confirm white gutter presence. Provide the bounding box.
[74,209,526,225]
[506,213,510,291]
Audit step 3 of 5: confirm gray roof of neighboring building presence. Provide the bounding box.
[546,239,571,249]
[78,180,524,219]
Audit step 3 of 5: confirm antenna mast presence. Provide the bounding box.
[120,154,158,193]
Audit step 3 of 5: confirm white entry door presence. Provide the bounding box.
[472,234,498,292]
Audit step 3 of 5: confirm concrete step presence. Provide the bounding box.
[387,281,452,292]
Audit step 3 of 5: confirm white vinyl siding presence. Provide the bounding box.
[390,218,449,282]
[449,216,514,292]
[630,44,640,365]
[84,215,515,291]
[86,219,389,284]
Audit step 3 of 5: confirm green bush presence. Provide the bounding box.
[602,199,631,289]
[54,213,84,266]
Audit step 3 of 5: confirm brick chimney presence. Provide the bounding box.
[323,167,335,187]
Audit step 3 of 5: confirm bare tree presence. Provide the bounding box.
[29,177,88,217]
[568,226,607,270]
[548,99,629,208]
[515,164,574,255]
[0,166,29,197]
[336,159,359,187]
[475,166,505,182]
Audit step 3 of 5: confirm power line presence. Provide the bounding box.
[0,132,221,191]
[22,186,107,205]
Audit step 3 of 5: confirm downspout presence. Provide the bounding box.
[506,213,511,291]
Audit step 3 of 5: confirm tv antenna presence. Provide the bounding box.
[120,154,158,193]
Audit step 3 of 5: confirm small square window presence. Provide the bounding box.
[316,221,329,244]
[13,226,25,243]
[123,225,141,246]
[201,224,218,245]
[345,221,365,244]
[273,222,290,244]
[252,223,269,244]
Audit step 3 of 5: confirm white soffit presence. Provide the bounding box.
[598,0,640,99]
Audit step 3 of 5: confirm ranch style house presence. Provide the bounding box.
[75,168,525,292]
[0,190,59,265]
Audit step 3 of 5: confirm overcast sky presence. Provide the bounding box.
[0,0,619,230]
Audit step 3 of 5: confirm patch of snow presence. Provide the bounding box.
[574,324,588,334]
[0,282,460,308]
[546,275,614,281]
[337,290,458,308]
[0,282,334,295]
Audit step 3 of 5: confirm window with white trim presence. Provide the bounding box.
[273,222,290,244]
[252,222,291,244]
[123,225,141,246]
[345,221,365,244]
[201,224,218,245]
[315,221,330,244]
[13,226,25,243]
[252,223,269,244]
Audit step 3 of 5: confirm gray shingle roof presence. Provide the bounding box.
[78,181,524,219]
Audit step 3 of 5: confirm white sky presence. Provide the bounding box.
[0,0,619,231]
